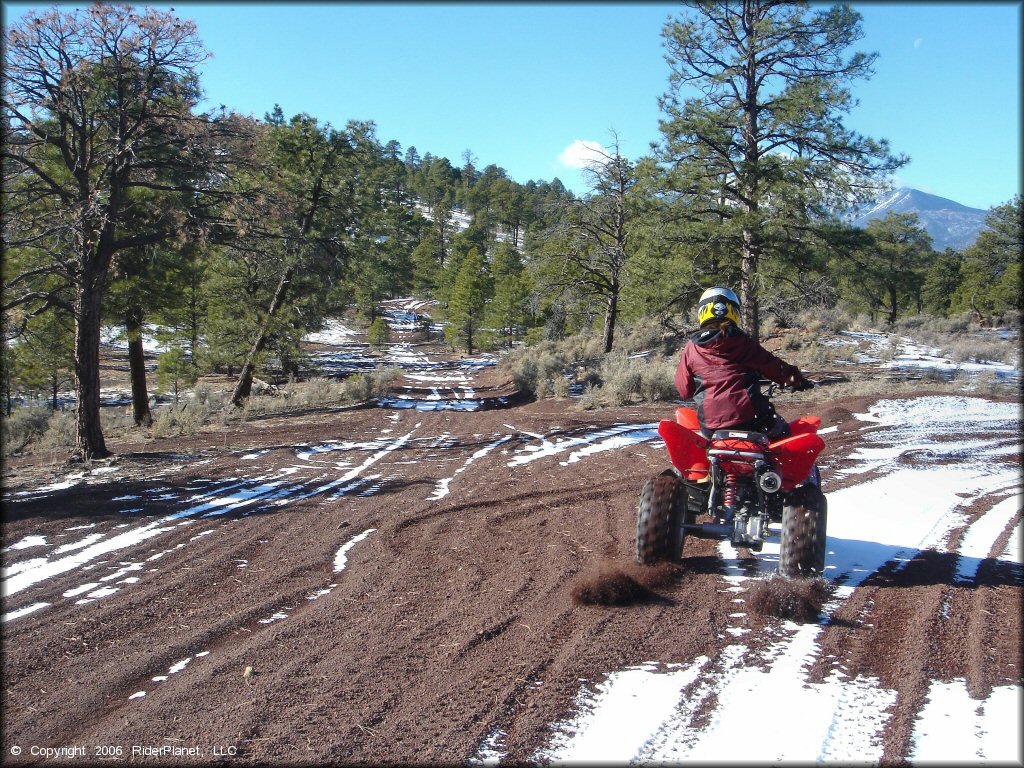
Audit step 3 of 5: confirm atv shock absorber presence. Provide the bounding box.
[722,472,738,517]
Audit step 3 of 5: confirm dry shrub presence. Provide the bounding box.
[795,306,854,336]
[618,317,668,355]
[1,407,51,456]
[571,560,678,606]
[341,365,399,403]
[747,574,828,623]
[151,396,213,437]
[503,341,572,398]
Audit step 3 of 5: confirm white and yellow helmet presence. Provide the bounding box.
[697,286,740,327]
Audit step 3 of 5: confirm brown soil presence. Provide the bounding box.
[1,352,1021,765]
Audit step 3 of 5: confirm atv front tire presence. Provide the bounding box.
[778,485,827,578]
[636,473,686,564]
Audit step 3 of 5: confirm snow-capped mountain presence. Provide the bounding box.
[846,187,989,251]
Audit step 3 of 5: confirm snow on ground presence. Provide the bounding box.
[100,324,173,354]
[833,330,1021,382]
[522,397,1022,764]
[304,319,361,345]
[506,423,661,468]
[909,681,1022,763]
[883,337,1020,380]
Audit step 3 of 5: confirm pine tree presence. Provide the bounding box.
[445,249,491,354]
[656,0,906,340]
[951,196,1022,324]
[2,6,224,458]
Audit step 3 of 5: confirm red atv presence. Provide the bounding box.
[636,383,827,578]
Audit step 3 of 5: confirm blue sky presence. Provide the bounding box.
[2,2,1020,210]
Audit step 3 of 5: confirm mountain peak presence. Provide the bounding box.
[848,187,988,251]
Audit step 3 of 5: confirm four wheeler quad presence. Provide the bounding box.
[635,383,828,578]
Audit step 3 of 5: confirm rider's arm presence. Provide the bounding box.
[675,344,697,399]
[743,338,804,388]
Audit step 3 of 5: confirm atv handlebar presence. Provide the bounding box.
[760,378,816,397]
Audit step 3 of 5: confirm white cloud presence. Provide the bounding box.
[557,139,609,170]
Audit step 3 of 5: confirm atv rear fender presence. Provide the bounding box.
[768,432,825,489]
[658,418,709,480]
[664,407,823,485]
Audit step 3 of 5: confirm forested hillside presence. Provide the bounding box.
[2,3,1020,461]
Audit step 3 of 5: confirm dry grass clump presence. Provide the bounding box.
[747,574,828,623]
[0,407,79,459]
[795,306,856,336]
[503,340,574,399]
[571,560,678,606]
[503,319,683,405]
[575,352,678,410]
[1,406,52,456]
[340,366,401,403]
[152,394,215,437]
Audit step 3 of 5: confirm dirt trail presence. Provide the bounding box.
[2,342,1021,764]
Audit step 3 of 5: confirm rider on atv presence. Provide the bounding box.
[675,287,814,440]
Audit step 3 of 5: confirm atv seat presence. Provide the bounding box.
[710,429,770,448]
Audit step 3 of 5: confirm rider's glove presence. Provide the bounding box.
[793,375,815,391]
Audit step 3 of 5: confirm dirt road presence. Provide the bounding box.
[2,375,1021,764]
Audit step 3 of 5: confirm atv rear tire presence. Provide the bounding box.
[778,485,828,578]
[636,473,686,564]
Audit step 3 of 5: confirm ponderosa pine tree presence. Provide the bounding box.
[546,136,637,353]
[656,0,906,340]
[2,5,223,458]
[838,212,932,324]
[445,249,490,354]
[227,113,355,406]
[951,196,1022,325]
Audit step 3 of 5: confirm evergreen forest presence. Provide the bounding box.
[2,3,1021,460]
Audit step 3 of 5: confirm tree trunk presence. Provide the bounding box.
[73,282,110,459]
[740,227,760,341]
[231,267,293,407]
[887,286,898,325]
[603,290,618,354]
[125,304,152,426]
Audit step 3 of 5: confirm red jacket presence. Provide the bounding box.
[675,324,801,431]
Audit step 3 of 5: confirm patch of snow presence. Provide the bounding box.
[955,494,1023,583]
[63,582,101,597]
[4,535,48,551]
[334,528,376,573]
[2,601,50,623]
[909,680,1021,763]
[53,533,105,555]
[429,435,513,501]
[469,727,508,765]
[168,657,192,674]
[258,612,289,624]
[539,660,708,762]
[304,319,361,345]
[508,423,660,468]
